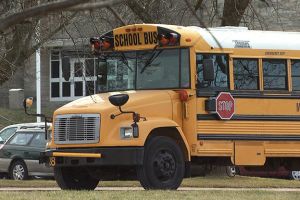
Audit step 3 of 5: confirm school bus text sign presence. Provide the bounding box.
[216,92,235,120]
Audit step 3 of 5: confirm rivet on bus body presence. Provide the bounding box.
[199,141,203,146]
[185,38,192,42]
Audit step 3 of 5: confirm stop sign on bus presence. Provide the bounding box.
[215,92,235,120]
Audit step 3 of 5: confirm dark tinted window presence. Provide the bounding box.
[233,59,259,90]
[62,82,70,97]
[9,133,34,145]
[291,60,300,91]
[197,54,229,90]
[51,61,60,78]
[51,82,59,97]
[75,82,83,96]
[263,59,287,90]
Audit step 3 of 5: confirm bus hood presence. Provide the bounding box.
[53,90,175,119]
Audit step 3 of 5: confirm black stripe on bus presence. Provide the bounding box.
[197,134,300,141]
[197,92,300,99]
[197,114,300,121]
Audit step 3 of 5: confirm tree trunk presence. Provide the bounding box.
[221,0,251,26]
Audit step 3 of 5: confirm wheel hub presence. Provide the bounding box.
[153,150,176,181]
[291,171,300,180]
[13,164,25,180]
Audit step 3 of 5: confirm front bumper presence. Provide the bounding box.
[40,147,144,167]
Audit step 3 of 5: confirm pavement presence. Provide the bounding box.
[0,187,300,191]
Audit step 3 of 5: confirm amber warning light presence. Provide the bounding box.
[158,32,179,46]
[90,37,113,52]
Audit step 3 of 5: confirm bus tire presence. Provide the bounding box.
[137,136,185,190]
[54,167,99,190]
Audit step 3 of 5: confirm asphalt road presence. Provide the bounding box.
[0,187,300,191]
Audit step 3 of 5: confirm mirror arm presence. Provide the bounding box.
[24,111,52,140]
[110,106,135,119]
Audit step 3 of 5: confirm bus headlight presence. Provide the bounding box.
[120,127,133,139]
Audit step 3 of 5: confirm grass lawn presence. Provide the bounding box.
[0,190,299,200]
[0,175,300,188]
[0,107,56,129]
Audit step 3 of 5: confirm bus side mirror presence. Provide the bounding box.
[203,59,215,81]
[23,97,34,111]
[109,94,129,107]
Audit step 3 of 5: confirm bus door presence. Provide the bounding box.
[196,54,266,165]
[195,53,235,159]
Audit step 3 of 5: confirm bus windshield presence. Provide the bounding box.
[96,48,190,93]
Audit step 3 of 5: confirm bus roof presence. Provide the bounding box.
[190,26,300,50]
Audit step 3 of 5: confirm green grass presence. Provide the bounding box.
[0,107,56,129]
[0,190,299,200]
[1,176,300,188]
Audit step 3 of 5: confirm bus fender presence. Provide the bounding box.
[138,118,191,161]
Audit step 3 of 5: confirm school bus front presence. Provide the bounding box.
[43,24,198,190]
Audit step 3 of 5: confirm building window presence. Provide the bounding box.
[291,60,300,91]
[233,59,259,90]
[263,59,287,90]
[50,50,97,101]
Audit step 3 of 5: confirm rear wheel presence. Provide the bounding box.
[226,166,237,177]
[137,136,185,190]
[290,171,300,180]
[54,167,99,190]
[10,160,28,180]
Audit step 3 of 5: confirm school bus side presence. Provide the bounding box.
[191,27,300,169]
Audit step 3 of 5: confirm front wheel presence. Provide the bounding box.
[54,167,99,190]
[137,136,185,190]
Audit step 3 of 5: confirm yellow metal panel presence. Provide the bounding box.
[234,142,265,165]
[52,152,102,158]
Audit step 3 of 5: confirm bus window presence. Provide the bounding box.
[233,59,259,90]
[291,60,300,91]
[196,54,229,91]
[137,49,180,89]
[263,59,287,90]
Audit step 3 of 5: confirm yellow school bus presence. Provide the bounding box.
[39,24,300,190]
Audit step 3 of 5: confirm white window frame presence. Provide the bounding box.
[50,50,97,101]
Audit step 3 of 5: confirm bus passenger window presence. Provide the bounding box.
[291,60,300,91]
[233,59,259,90]
[196,54,229,91]
[263,59,287,90]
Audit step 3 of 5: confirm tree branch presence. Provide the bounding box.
[0,0,89,32]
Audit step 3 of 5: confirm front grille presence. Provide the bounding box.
[54,114,100,144]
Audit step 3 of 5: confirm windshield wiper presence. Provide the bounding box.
[140,45,163,73]
[120,52,133,72]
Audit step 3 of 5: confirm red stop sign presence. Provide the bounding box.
[216,92,235,120]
